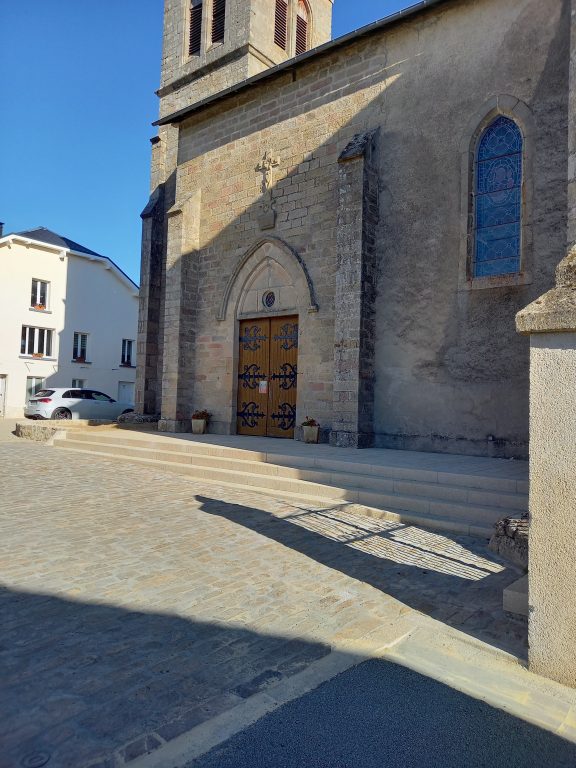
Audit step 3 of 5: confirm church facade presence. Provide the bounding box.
[137,0,569,458]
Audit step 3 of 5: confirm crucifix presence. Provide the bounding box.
[256,151,279,193]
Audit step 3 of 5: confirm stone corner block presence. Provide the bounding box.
[517,247,576,334]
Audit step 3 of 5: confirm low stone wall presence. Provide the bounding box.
[117,413,160,425]
[489,516,529,571]
[15,420,116,444]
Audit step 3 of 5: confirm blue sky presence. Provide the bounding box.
[1,1,410,283]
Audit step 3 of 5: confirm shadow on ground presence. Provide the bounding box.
[189,657,576,768]
[195,495,527,656]
[0,585,330,768]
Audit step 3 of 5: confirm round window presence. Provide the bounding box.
[262,290,276,309]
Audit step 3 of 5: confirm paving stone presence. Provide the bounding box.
[116,734,163,763]
[0,441,526,768]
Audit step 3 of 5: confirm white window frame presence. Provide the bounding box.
[31,278,49,310]
[26,376,45,401]
[71,378,85,388]
[121,338,134,366]
[73,332,89,361]
[21,326,53,357]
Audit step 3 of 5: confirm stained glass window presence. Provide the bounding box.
[473,116,523,277]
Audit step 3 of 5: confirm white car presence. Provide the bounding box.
[24,388,134,421]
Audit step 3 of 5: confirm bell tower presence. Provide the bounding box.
[157,0,334,118]
[136,0,333,418]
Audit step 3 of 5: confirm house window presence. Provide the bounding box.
[21,326,53,357]
[189,0,203,55]
[31,279,49,310]
[212,0,226,44]
[121,339,134,366]
[295,0,309,55]
[26,377,45,401]
[72,378,85,388]
[274,0,288,50]
[73,332,88,362]
[473,116,523,278]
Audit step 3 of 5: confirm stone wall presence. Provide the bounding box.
[14,421,116,443]
[158,0,333,119]
[145,0,568,453]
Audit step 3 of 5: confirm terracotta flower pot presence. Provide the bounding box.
[302,425,319,444]
[191,418,207,434]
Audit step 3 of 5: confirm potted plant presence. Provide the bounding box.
[33,303,46,311]
[32,352,44,359]
[301,416,320,444]
[191,409,211,434]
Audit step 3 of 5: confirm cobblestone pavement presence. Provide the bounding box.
[0,418,19,442]
[0,440,526,768]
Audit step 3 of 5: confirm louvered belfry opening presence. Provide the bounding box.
[295,0,309,55]
[274,0,288,50]
[212,0,226,44]
[189,0,203,55]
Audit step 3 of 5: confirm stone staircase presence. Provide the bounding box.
[52,430,529,538]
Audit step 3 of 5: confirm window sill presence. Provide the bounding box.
[72,360,92,365]
[459,272,533,291]
[29,307,52,314]
[19,355,57,362]
[119,363,136,368]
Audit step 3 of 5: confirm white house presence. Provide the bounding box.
[0,226,139,417]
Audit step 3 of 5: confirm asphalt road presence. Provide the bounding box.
[189,659,576,768]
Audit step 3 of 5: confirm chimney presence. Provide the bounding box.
[0,223,4,237]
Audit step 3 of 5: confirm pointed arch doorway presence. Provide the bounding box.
[237,316,298,438]
[219,237,317,440]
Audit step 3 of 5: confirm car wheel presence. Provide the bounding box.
[52,408,72,420]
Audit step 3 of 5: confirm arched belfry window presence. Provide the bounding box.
[295,1,309,55]
[473,116,523,277]
[274,0,288,50]
[189,0,203,56]
[212,0,226,44]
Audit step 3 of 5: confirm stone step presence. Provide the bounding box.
[503,574,529,617]
[53,437,516,535]
[52,442,493,538]
[59,431,529,501]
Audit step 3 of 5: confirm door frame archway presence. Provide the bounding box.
[217,237,318,437]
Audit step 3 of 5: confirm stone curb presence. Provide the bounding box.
[119,623,416,768]
[123,618,576,768]
[383,624,576,743]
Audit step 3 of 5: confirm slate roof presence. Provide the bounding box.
[5,227,139,290]
[15,227,103,258]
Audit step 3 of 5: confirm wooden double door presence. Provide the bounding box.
[237,316,298,438]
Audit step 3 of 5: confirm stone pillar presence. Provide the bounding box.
[514,0,576,687]
[158,191,201,433]
[330,130,379,448]
[516,254,576,687]
[158,203,187,432]
[136,183,165,415]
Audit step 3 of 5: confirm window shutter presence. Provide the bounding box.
[274,0,288,50]
[212,0,226,44]
[189,2,203,55]
[295,2,308,55]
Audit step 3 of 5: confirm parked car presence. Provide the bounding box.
[24,388,134,420]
